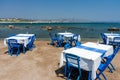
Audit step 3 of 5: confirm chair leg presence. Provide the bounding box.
[101,73,107,80]
[23,46,26,54]
[8,48,11,56]
[16,48,20,56]
[64,65,67,76]
[107,63,115,73]
[67,68,72,80]
[96,72,102,80]
[109,63,115,71]
[77,75,80,80]
[108,66,113,73]
[10,49,13,56]
[51,40,54,45]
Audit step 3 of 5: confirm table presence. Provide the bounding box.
[4,34,36,47]
[58,32,81,44]
[104,33,120,44]
[59,42,113,80]
[58,32,74,38]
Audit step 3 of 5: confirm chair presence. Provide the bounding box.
[8,39,21,56]
[49,33,58,45]
[73,34,79,46]
[64,43,71,50]
[75,41,81,47]
[57,35,64,47]
[69,34,78,47]
[109,37,120,47]
[95,43,120,80]
[26,36,35,50]
[64,53,81,80]
[100,33,107,44]
[73,34,78,40]
[104,37,120,73]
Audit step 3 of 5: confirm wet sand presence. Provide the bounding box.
[0,40,120,80]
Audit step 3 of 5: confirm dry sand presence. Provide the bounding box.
[0,40,120,80]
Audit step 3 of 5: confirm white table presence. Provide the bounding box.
[4,34,36,47]
[58,32,81,42]
[104,33,120,44]
[16,34,35,37]
[59,42,113,80]
[58,32,74,38]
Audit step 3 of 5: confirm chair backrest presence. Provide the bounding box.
[73,34,78,41]
[111,42,120,58]
[8,39,20,49]
[8,39,18,45]
[65,53,80,68]
[109,37,120,49]
[65,53,81,80]
[113,37,120,45]
[100,33,107,44]
[55,33,58,38]
[49,33,58,40]
[59,35,64,40]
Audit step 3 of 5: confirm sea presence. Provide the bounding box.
[0,22,120,41]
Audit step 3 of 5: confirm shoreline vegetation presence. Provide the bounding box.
[0,18,120,23]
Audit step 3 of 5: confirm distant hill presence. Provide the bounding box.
[0,18,92,23]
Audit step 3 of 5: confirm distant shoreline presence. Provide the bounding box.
[0,22,120,24]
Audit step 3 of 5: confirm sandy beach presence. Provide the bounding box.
[0,40,120,80]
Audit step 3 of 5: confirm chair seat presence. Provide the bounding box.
[64,43,71,50]
[11,44,21,48]
[98,63,105,71]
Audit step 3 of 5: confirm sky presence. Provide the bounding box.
[0,0,120,22]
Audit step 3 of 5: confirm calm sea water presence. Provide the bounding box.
[0,22,120,41]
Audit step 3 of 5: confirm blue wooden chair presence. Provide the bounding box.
[73,34,79,41]
[100,33,107,44]
[95,43,120,80]
[64,43,71,50]
[26,36,35,50]
[49,33,58,45]
[75,41,81,47]
[8,39,21,56]
[69,34,78,45]
[64,53,82,80]
[109,37,120,46]
[104,37,120,73]
[57,35,64,47]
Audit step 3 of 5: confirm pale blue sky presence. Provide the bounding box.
[0,0,120,22]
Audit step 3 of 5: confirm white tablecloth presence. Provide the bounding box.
[104,33,120,44]
[59,42,113,80]
[16,34,35,37]
[4,34,35,47]
[58,32,81,42]
[58,32,74,38]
